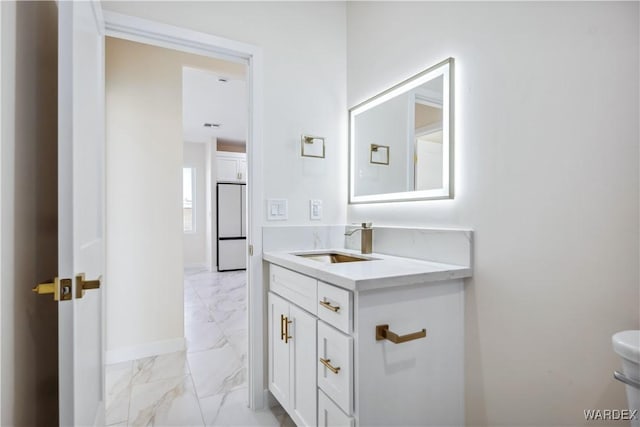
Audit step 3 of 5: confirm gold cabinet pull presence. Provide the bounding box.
[280,314,292,343]
[319,299,340,312]
[284,316,292,344]
[319,358,340,374]
[375,324,426,344]
[280,314,286,341]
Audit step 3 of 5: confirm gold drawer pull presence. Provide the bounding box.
[319,358,340,374]
[375,324,426,344]
[281,315,292,344]
[319,299,340,312]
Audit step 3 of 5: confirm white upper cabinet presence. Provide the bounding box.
[217,152,247,183]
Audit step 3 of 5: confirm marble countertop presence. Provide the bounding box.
[263,248,472,292]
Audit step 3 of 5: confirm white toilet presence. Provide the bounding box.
[613,330,640,426]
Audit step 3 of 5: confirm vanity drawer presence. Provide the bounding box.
[318,389,354,427]
[269,264,317,315]
[317,281,352,334]
[318,321,353,415]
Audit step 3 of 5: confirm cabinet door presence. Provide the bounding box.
[217,157,238,182]
[268,292,290,408]
[289,305,317,427]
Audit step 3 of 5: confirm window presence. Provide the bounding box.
[183,167,195,232]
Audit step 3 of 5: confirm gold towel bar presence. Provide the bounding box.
[376,324,427,344]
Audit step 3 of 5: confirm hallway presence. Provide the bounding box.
[105,269,293,426]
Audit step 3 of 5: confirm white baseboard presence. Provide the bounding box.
[105,337,186,364]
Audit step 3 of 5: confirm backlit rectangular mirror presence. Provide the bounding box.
[349,57,454,204]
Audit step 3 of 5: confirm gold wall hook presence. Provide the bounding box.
[376,324,426,344]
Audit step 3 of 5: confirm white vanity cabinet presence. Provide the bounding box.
[267,260,465,427]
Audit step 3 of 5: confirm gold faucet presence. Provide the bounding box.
[344,222,373,254]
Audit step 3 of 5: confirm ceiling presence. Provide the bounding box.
[182,66,247,145]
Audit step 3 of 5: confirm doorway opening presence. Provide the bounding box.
[102,28,278,423]
[181,63,256,421]
[103,12,268,421]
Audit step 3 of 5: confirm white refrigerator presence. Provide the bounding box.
[217,183,246,271]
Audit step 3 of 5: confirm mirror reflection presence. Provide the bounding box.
[349,58,454,203]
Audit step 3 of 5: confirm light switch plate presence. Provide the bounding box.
[267,199,288,221]
[310,199,322,220]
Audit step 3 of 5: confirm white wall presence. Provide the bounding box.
[1,1,59,424]
[347,2,639,426]
[102,1,348,226]
[183,142,207,267]
[105,37,245,359]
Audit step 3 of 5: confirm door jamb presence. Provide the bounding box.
[102,11,265,410]
[0,2,4,419]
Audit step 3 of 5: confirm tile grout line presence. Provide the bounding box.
[187,368,207,427]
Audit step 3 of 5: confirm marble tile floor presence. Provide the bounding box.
[106,268,295,427]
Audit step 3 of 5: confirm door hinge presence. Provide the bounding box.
[248,244,254,256]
